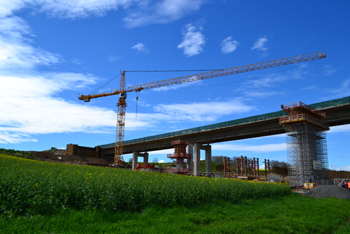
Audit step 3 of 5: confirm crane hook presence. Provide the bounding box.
[136,96,138,118]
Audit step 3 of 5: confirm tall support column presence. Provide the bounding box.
[143,152,149,164]
[132,152,148,170]
[194,143,201,176]
[132,151,139,170]
[205,144,212,177]
[187,144,194,172]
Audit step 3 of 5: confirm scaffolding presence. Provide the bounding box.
[280,101,329,186]
[223,156,270,180]
[167,140,192,174]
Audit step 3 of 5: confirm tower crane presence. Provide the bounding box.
[79,52,326,166]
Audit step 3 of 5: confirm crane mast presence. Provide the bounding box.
[115,71,126,165]
[78,52,326,165]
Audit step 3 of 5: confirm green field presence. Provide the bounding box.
[1,153,350,233]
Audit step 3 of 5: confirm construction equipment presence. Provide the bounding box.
[79,52,326,166]
[280,101,330,186]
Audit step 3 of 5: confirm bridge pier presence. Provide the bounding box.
[187,144,193,172]
[193,143,212,177]
[132,151,149,170]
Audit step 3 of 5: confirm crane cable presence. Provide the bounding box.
[125,69,224,72]
[89,74,121,95]
[88,70,220,96]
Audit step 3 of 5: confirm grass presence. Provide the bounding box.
[1,153,349,233]
[0,154,290,215]
[1,194,349,233]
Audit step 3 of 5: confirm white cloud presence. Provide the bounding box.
[245,65,308,88]
[178,24,205,57]
[153,80,203,92]
[108,55,122,62]
[221,37,239,54]
[0,0,206,27]
[0,0,27,17]
[0,132,38,144]
[71,58,82,65]
[32,0,135,19]
[123,0,206,28]
[0,16,61,70]
[251,36,268,51]
[154,99,253,122]
[212,143,286,152]
[327,78,350,98]
[131,43,148,53]
[323,64,337,76]
[329,124,350,134]
[332,165,350,171]
[242,91,282,98]
[158,160,166,163]
[0,0,134,18]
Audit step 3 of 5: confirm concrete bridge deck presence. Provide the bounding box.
[98,96,350,157]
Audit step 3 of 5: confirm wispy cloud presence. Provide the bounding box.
[251,36,269,57]
[0,0,135,18]
[0,0,206,27]
[329,124,350,134]
[327,78,350,98]
[332,164,350,171]
[251,36,268,51]
[0,132,38,144]
[71,58,82,65]
[178,24,205,57]
[220,37,239,54]
[153,80,203,92]
[131,43,148,53]
[0,17,61,70]
[123,0,206,28]
[154,99,253,122]
[245,64,307,88]
[108,55,122,62]
[323,64,337,76]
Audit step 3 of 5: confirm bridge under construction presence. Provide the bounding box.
[67,96,350,179]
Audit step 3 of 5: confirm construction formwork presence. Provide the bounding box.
[167,140,192,174]
[223,156,270,180]
[280,102,329,186]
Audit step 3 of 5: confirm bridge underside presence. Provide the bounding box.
[99,98,350,158]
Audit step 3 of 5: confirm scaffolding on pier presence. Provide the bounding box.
[167,140,192,174]
[280,101,330,186]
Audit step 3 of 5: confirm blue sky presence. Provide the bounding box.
[0,0,349,171]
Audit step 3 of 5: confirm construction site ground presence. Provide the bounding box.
[29,150,116,167]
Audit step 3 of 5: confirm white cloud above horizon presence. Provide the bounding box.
[178,24,205,57]
[221,37,239,54]
[327,78,350,98]
[323,64,337,76]
[251,36,268,51]
[131,43,148,53]
[0,0,207,28]
[123,0,206,28]
[154,99,253,122]
[0,17,61,71]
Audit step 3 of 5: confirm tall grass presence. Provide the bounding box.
[0,154,291,216]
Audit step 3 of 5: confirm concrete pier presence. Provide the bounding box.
[193,143,212,176]
[193,143,201,176]
[187,144,193,172]
[132,151,149,170]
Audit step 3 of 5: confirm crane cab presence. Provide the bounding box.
[119,92,127,101]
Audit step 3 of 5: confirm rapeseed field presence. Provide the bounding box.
[0,154,291,216]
